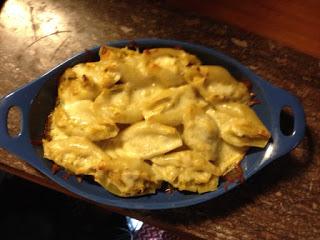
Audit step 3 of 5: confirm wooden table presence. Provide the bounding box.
[0,0,319,239]
[168,0,320,58]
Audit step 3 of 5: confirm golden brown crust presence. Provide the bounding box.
[42,46,271,197]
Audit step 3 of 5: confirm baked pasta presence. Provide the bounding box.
[43,46,271,197]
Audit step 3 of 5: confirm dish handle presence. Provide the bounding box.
[266,84,306,158]
[0,83,42,157]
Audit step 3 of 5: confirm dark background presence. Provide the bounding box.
[0,174,131,240]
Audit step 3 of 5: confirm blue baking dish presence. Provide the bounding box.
[0,39,305,209]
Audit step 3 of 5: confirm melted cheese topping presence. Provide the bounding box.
[43,46,271,197]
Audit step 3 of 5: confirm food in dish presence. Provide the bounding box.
[43,46,271,197]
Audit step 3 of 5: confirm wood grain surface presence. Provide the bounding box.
[0,0,319,239]
[168,0,320,58]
